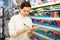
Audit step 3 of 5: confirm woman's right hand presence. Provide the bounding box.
[24,26,30,31]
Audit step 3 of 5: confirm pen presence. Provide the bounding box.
[24,23,27,26]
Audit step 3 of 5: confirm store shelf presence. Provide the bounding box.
[30,9,60,12]
[31,2,60,9]
[33,32,53,40]
[34,32,60,40]
[29,16,60,20]
[33,23,60,31]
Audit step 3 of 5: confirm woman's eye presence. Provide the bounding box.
[23,10,26,12]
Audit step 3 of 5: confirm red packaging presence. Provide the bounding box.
[50,12,54,17]
[52,32,58,37]
[57,20,60,26]
[36,19,42,22]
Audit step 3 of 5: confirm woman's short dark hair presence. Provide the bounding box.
[20,2,31,9]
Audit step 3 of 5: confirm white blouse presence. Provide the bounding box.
[8,14,32,40]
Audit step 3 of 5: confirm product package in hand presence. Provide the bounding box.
[32,25,40,31]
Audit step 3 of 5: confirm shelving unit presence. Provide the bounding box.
[30,0,60,40]
[30,9,60,12]
[33,23,60,31]
[29,16,60,20]
[31,2,60,9]
[34,31,60,40]
[34,32,53,40]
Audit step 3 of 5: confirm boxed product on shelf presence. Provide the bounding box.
[38,36,48,40]
[38,0,43,4]
[30,0,44,6]
[30,34,40,40]
[47,0,56,3]
[56,20,60,26]
[50,11,55,17]
[35,19,42,23]
[56,0,60,3]
[41,0,47,3]
[30,8,60,18]
[30,0,36,6]
[31,33,48,40]
[58,11,60,17]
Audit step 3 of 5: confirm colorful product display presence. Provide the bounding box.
[31,24,60,40]
[29,0,60,40]
[36,19,42,22]
[31,18,60,26]
[30,17,60,40]
[31,34,40,40]
[30,8,60,17]
[47,0,56,3]
[31,33,47,40]
[34,26,60,39]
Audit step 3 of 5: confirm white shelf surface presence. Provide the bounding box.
[30,16,60,20]
[30,9,60,12]
[33,23,60,31]
[34,32,53,40]
[31,2,60,9]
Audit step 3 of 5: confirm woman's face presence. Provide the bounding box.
[20,7,31,17]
